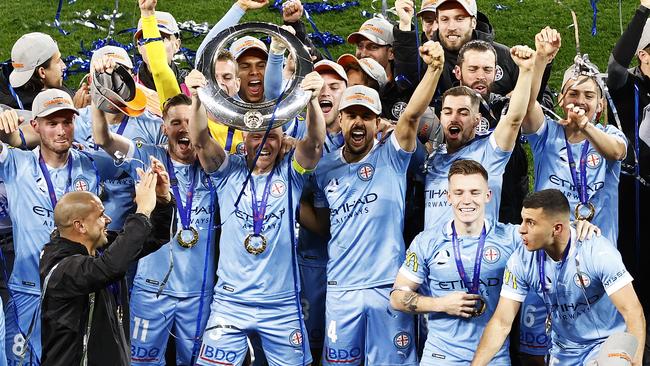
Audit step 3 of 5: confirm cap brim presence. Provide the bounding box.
[114,85,147,117]
[314,63,348,82]
[337,54,359,69]
[339,101,381,115]
[9,68,34,88]
[35,106,79,118]
[235,47,268,61]
[347,32,388,46]
[417,7,436,16]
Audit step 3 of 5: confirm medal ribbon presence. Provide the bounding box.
[538,238,572,313]
[451,222,486,294]
[115,115,129,136]
[563,132,590,206]
[249,170,275,236]
[38,152,73,208]
[166,154,198,231]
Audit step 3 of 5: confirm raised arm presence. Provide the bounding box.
[264,26,295,100]
[139,0,182,107]
[609,283,646,365]
[522,27,561,134]
[492,45,535,152]
[294,71,325,171]
[394,41,444,152]
[195,0,269,64]
[185,70,227,173]
[0,109,39,149]
[608,1,650,91]
[470,296,521,366]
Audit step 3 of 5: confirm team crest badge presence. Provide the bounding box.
[483,246,501,264]
[393,332,411,349]
[585,152,602,169]
[357,164,374,181]
[475,117,490,135]
[574,272,591,288]
[391,102,407,119]
[270,180,287,198]
[73,177,90,191]
[495,65,504,81]
[289,329,303,347]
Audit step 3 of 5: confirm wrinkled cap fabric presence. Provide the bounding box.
[314,60,348,83]
[418,0,440,15]
[637,19,650,54]
[9,32,59,88]
[91,46,134,69]
[91,65,146,117]
[338,85,382,115]
[229,36,269,60]
[337,54,388,89]
[434,0,477,17]
[589,332,638,366]
[135,11,180,40]
[347,18,394,46]
[31,89,78,118]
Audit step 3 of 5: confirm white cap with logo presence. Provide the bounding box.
[338,85,382,115]
[314,60,348,83]
[418,0,441,15]
[31,89,78,118]
[10,32,60,88]
[91,46,134,69]
[337,54,388,89]
[347,18,394,46]
[433,0,477,17]
[135,11,180,40]
[229,36,269,60]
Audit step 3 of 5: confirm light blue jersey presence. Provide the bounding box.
[400,220,519,365]
[424,134,511,230]
[313,133,412,291]
[210,153,306,304]
[0,144,118,295]
[126,142,217,297]
[526,117,627,244]
[74,108,165,230]
[501,228,632,358]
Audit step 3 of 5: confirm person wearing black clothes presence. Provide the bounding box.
[39,158,174,366]
[607,1,650,364]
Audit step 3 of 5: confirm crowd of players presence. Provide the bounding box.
[0,0,649,365]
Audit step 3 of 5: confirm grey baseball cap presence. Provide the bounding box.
[31,89,78,118]
[91,46,134,69]
[337,54,388,89]
[314,60,348,83]
[229,36,269,60]
[434,0,477,17]
[134,11,180,40]
[338,85,382,115]
[10,32,60,88]
[347,18,394,46]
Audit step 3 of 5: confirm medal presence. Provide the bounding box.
[451,222,488,318]
[244,234,268,255]
[166,155,200,249]
[564,133,596,221]
[177,226,199,248]
[245,169,275,255]
[544,313,552,335]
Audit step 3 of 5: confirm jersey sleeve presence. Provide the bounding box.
[525,115,552,155]
[603,124,629,150]
[195,3,245,65]
[398,233,430,286]
[500,249,530,303]
[263,52,285,100]
[86,149,123,180]
[142,14,182,108]
[312,174,329,209]
[588,239,634,296]
[384,132,414,173]
[0,143,21,180]
[484,134,512,174]
[207,153,238,190]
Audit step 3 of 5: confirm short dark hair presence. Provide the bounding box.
[20,57,54,93]
[448,159,488,181]
[522,189,570,217]
[162,93,192,120]
[457,40,497,67]
[442,85,482,112]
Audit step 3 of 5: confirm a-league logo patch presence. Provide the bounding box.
[73,177,89,191]
[392,102,407,119]
[574,272,591,288]
[475,117,490,135]
[270,180,286,198]
[483,246,501,264]
[433,249,451,266]
[357,163,374,181]
[393,332,411,349]
[586,152,602,169]
[495,65,504,81]
[289,329,304,347]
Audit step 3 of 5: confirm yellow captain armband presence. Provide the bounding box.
[292,157,314,175]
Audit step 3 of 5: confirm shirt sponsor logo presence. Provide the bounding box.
[199,344,238,364]
[131,346,160,363]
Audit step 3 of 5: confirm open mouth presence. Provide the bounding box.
[350,129,366,144]
[319,100,333,114]
[447,34,460,42]
[448,125,462,139]
[177,136,192,150]
[259,148,271,157]
[473,83,488,94]
[248,80,262,95]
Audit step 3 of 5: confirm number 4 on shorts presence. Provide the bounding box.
[327,320,337,343]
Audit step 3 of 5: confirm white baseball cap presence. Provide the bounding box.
[347,18,394,46]
[314,60,348,83]
[338,85,382,115]
[434,0,477,17]
[10,32,60,88]
[229,36,269,60]
[337,54,388,89]
[418,0,440,15]
[134,11,180,40]
[91,46,134,69]
[31,89,78,118]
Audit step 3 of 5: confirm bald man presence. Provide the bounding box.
[39,159,174,366]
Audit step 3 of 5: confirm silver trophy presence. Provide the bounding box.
[196,22,313,132]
